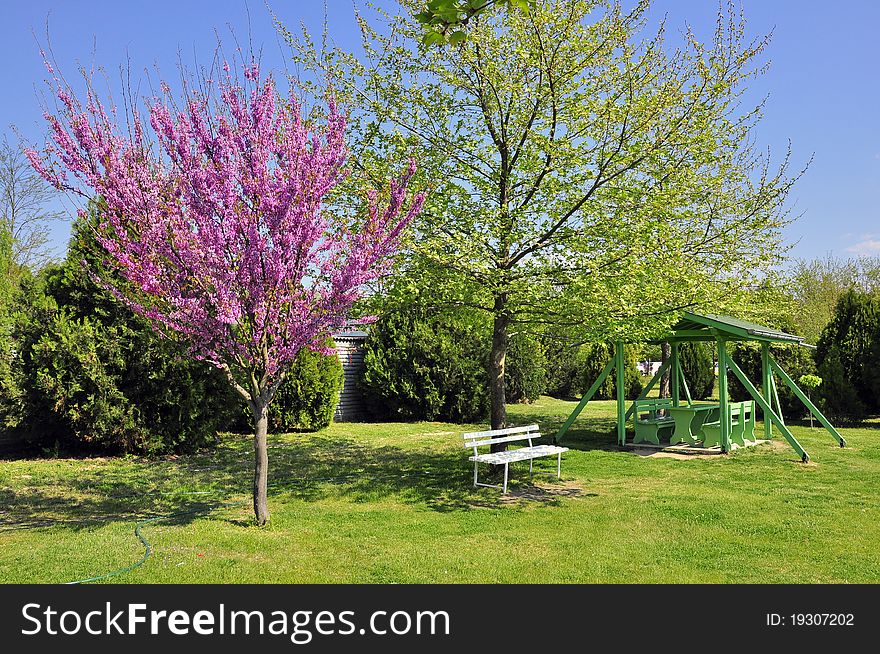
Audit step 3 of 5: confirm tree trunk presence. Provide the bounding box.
[659,341,671,398]
[252,402,270,525]
[489,295,510,452]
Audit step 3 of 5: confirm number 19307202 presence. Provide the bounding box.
[766,613,854,626]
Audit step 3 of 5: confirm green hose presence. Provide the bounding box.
[62,469,454,584]
[65,492,247,585]
[65,514,162,585]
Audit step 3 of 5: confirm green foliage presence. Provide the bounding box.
[2,219,245,454]
[360,299,490,422]
[816,352,866,421]
[678,342,715,400]
[269,344,343,433]
[798,374,822,390]
[788,255,880,344]
[728,342,818,421]
[287,0,800,350]
[544,342,588,400]
[544,341,642,401]
[415,0,537,46]
[581,343,643,401]
[359,295,549,422]
[505,332,546,403]
[814,290,880,420]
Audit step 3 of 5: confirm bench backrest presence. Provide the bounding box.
[633,398,674,409]
[462,424,541,450]
[633,398,674,420]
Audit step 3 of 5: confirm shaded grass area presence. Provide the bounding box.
[1,397,879,583]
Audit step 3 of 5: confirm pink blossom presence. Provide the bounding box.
[30,58,425,402]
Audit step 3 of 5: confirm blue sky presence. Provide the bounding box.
[1,1,878,262]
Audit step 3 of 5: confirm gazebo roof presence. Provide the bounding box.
[652,312,805,344]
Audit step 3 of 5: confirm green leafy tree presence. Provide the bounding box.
[578,342,642,401]
[798,374,822,429]
[360,292,548,420]
[505,331,546,403]
[415,0,536,45]
[544,341,589,400]
[787,255,880,344]
[360,296,491,422]
[283,0,801,437]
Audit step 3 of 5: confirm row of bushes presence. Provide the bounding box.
[358,300,796,425]
[5,225,875,455]
[0,222,343,455]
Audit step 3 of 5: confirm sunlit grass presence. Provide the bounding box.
[1,396,878,583]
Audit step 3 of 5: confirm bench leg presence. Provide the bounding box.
[473,460,479,487]
[557,452,562,479]
[529,458,533,475]
[503,463,509,494]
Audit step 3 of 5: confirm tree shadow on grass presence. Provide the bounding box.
[0,483,227,533]
[503,407,622,453]
[1,432,593,532]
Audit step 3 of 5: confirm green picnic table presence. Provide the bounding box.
[667,404,721,445]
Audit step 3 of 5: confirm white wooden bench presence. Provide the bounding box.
[462,424,569,494]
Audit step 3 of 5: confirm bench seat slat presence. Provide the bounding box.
[470,445,568,465]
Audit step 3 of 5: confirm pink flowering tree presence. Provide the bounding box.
[28,58,424,524]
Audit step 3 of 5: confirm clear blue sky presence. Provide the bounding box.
[2,1,878,262]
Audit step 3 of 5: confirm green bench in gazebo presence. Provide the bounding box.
[632,398,675,445]
[701,401,756,448]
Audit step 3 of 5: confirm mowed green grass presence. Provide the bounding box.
[1,396,878,583]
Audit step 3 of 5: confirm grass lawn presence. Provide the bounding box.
[1,396,878,583]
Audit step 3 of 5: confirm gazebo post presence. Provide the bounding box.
[616,340,626,446]
[761,342,772,440]
[555,357,616,443]
[671,342,680,407]
[717,337,730,453]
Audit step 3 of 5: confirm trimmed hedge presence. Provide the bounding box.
[269,344,343,433]
[360,302,490,423]
[359,297,549,422]
[8,268,241,454]
[2,219,343,454]
[505,333,547,404]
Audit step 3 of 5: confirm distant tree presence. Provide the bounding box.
[788,255,880,344]
[678,341,714,400]
[578,342,642,401]
[0,138,65,269]
[729,341,817,421]
[814,290,880,419]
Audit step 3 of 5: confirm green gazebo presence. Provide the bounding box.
[554,312,845,462]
